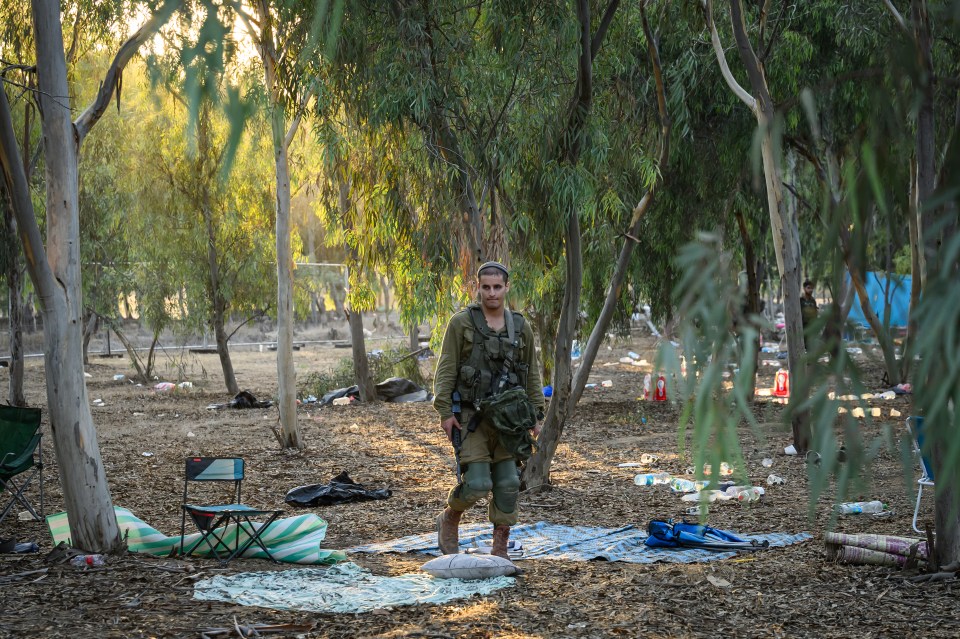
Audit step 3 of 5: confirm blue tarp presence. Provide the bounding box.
[847,272,911,328]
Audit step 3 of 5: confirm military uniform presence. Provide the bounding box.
[433,303,544,527]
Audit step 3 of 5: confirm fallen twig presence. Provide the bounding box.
[0,568,48,584]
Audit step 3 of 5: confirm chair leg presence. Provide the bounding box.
[912,483,924,535]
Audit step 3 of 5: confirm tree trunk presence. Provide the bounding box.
[0,0,122,552]
[711,0,810,450]
[525,212,583,490]
[212,301,238,394]
[340,182,377,402]
[3,194,25,406]
[901,159,923,382]
[256,0,302,450]
[734,204,760,399]
[409,324,419,352]
[569,1,668,409]
[81,309,99,366]
[845,264,900,384]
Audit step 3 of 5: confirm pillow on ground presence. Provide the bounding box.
[421,554,517,579]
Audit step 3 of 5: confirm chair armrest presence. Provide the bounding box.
[0,433,41,472]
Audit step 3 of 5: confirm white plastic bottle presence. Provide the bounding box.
[634,472,671,486]
[669,478,697,493]
[835,500,884,514]
[736,487,765,502]
[70,554,105,567]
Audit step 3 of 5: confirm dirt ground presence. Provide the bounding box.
[1,332,958,639]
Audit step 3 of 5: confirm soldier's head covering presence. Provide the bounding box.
[476,261,509,281]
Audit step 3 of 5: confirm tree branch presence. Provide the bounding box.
[883,0,909,34]
[73,0,182,148]
[590,0,622,59]
[0,85,56,303]
[702,0,757,112]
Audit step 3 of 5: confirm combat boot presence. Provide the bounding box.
[491,524,511,559]
[437,508,462,555]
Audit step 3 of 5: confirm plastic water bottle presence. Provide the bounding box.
[835,500,884,514]
[669,478,698,493]
[70,554,105,567]
[737,487,765,502]
[634,472,671,486]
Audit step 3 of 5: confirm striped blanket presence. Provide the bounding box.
[47,507,346,565]
[349,521,811,564]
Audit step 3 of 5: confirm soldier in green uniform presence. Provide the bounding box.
[433,261,545,559]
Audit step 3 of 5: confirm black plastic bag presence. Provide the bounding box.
[284,471,392,507]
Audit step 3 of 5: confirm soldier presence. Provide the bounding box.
[433,261,545,559]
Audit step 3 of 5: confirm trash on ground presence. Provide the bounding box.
[761,458,773,467]
[206,390,273,410]
[285,471,392,507]
[112,374,125,381]
[639,453,659,464]
[634,472,671,486]
[784,444,798,455]
[154,382,175,392]
[332,397,353,406]
[834,500,885,515]
[766,474,785,485]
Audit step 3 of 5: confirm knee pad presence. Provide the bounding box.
[491,459,521,514]
[460,462,493,503]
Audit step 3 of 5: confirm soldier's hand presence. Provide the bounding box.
[441,415,461,441]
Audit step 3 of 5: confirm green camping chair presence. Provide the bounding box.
[0,405,44,525]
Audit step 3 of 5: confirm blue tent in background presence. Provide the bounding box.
[846,272,911,328]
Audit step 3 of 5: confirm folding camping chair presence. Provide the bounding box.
[0,405,44,525]
[179,457,283,565]
[906,417,935,534]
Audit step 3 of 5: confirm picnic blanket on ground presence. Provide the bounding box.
[348,522,811,564]
[192,562,514,613]
[47,506,346,565]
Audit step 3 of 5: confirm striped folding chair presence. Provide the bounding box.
[179,457,283,565]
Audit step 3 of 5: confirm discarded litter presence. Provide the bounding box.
[639,453,659,465]
[835,500,884,515]
[601,380,613,388]
[761,458,773,468]
[285,471,392,507]
[332,397,353,406]
[113,374,125,381]
[141,452,154,457]
[634,472,671,486]
[736,487,765,502]
[879,391,896,400]
[70,554,105,568]
[619,357,634,364]
[154,382,176,392]
[178,381,193,389]
[784,444,798,456]
[766,474,785,485]
[627,351,640,360]
[670,478,699,493]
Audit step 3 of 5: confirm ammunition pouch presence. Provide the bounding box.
[478,387,538,461]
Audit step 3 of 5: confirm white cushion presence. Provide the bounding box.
[421,553,517,579]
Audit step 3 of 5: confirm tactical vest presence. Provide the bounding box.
[456,304,529,408]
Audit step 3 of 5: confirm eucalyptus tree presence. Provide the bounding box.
[125,79,277,393]
[0,0,181,552]
[701,0,812,450]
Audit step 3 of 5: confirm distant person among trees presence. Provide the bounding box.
[433,261,544,559]
[801,280,819,349]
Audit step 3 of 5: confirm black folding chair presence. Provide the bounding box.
[0,405,44,525]
[179,457,283,565]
